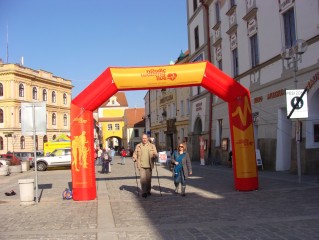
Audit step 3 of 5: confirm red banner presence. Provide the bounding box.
[70,103,96,200]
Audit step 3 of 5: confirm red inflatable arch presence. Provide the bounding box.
[70,61,258,201]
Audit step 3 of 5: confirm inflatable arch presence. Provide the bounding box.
[70,61,258,201]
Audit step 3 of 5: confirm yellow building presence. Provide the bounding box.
[0,62,72,153]
[98,92,128,150]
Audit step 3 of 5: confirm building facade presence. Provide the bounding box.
[147,51,191,152]
[122,108,145,152]
[187,0,319,173]
[98,92,128,151]
[0,62,72,153]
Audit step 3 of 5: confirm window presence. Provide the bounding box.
[314,124,319,142]
[218,59,223,70]
[52,91,56,103]
[232,48,239,77]
[0,109,3,123]
[134,129,139,137]
[63,93,67,105]
[197,86,201,95]
[193,0,198,12]
[53,135,56,140]
[52,113,56,125]
[194,26,199,50]
[0,83,3,96]
[283,8,296,48]
[20,136,25,149]
[0,137,3,150]
[180,128,185,141]
[35,135,38,150]
[108,124,112,131]
[215,2,220,23]
[43,89,47,101]
[115,123,120,130]
[43,135,48,144]
[230,0,236,7]
[180,100,184,116]
[19,84,24,97]
[32,87,37,100]
[63,114,68,126]
[215,119,223,147]
[19,109,21,123]
[186,98,190,115]
[250,34,259,67]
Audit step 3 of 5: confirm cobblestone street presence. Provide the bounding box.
[0,156,318,239]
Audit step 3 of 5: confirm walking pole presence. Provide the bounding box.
[133,161,139,196]
[154,156,162,196]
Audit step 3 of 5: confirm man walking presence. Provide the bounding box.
[132,134,158,198]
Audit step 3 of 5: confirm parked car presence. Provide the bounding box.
[33,148,71,171]
[0,153,21,165]
[14,151,43,165]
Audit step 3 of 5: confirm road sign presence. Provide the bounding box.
[286,89,308,119]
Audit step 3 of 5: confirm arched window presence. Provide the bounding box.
[32,87,37,100]
[52,91,56,103]
[52,113,56,125]
[19,84,24,97]
[19,109,21,123]
[0,109,3,123]
[63,114,68,126]
[20,136,25,149]
[43,89,47,101]
[63,93,67,105]
[35,135,38,150]
[0,83,3,97]
[43,135,48,143]
[53,135,56,140]
[0,137,3,150]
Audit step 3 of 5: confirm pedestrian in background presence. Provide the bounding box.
[228,150,232,168]
[120,147,126,165]
[110,147,115,165]
[97,148,103,166]
[101,149,110,174]
[132,134,158,198]
[171,142,192,196]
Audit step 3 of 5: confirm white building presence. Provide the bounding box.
[187,0,319,173]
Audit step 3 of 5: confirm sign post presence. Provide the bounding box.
[21,102,46,203]
[286,89,308,183]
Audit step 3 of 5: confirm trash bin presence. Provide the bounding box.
[21,161,30,172]
[0,165,9,176]
[18,179,35,205]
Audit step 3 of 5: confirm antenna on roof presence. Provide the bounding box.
[6,25,9,63]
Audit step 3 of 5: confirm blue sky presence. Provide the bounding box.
[0,0,188,107]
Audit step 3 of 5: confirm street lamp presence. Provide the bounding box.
[281,39,308,183]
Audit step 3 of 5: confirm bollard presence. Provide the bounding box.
[18,179,35,205]
[21,161,30,172]
[0,165,9,176]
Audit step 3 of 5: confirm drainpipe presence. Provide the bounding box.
[200,0,213,164]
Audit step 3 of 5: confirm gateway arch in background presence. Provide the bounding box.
[70,61,259,201]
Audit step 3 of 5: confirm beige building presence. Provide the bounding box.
[148,50,191,152]
[187,0,319,173]
[0,62,72,153]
